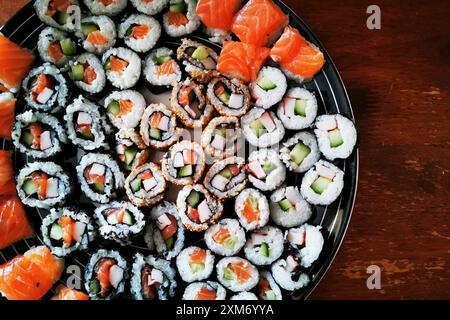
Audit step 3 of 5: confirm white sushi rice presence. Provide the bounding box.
[244,226,284,266]
[277,87,318,130]
[230,291,258,300]
[83,0,127,16]
[104,90,146,129]
[251,67,287,109]
[79,15,116,54]
[216,257,259,292]
[271,258,310,291]
[38,27,71,66]
[103,47,142,89]
[204,219,246,256]
[130,0,169,15]
[162,0,201,37]
[258,270,282,300]
[70,53,106,93]
[118,14,161,53]
[234,188,270,231]
[176,246,215,282]
[144,47,182,86]
[247,149,286,191]
[241,108,285,148]
[182,281,226,300]
[270,186,312,228]
[279,131,321,173]
[34,0,80,32]
[287,224,324,268]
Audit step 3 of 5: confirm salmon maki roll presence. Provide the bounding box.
[102,47,142,89]
[234,188,270,231]
[34,0,80,32]
[144,47,182,87]
[83,0,127,16]
[78,15,116,55]
[216,256,259,292]
[51,285,89,300]
[104,90,146,129]
[162,0,201,37]
[0,93,16,139]
[0,151,16,196]
[38,27,77,67]
[176,246,215,282]
[119,14,162,53]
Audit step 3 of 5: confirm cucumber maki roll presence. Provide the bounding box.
[182,281,226,300]
[251,67,287,109]
[83,0,127,16]
[85,249,127,300]
[12,110,67,159]
[118,14,161,53]
[41,207,96,257]
[162,0,201,38]
[201,116,241,159]
[37,27,78,67]
[176,184,223,232]
[130,253,177,300]
[244,226,284,266]
[241,108,285,148]
[22,63,68,113]
[176,246,215,282]
[300,160,344,205]
[203,156,247,199]
[277,87,318,130]
[234,188,269,231]
[230,292,258,300]
[68,53,106,93]
[34,0,80,32]
[206,76,251,117]
[115,128,150,171]
[161,141,205,186]
[78,15,116,55]
[140,103,182,149]
[257,270,282,300]
[102,47,142,89]
[124,162,166,207]
[143,47,182,87]
[246,149,286,191]
[216,257,259,292]
[269,186,312,228]
[204,219,245,257]
[76,153,124,203]
[271,255,309,291]
[104,90,146,129]
[16,161,72,209]
[285,224,324,268]
[314,114,357,160]
[177,39,219,83]
[130,0,169,15]
[279,132,320,173]
[144,201,185,260]
[94,201,145,245]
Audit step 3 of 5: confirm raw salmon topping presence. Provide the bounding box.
[166,12,189,27]
[156,60,176,76]
[195,287,217,300]
[31,172,49,199]
[229,261,252,284]
[118,99,133,116]
[84,65,97,84]
[189,249,206,264]
[212,227,230,244]
[110,56,129,73]
[87,31,109,45]
[47,42,64,61]
[58,216,75,247]
[131,25,151,39]
[196,0,241,31]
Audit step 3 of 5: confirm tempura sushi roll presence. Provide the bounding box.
[314,114,357,160]
[130,253,177,300]
[78,15,116,55]
[201,116,241,159]
[244,226,284,266]
[16,161,72,209]
[83,0,127,16]
[38,27,77,67]
[124,162,166,207]
[203,156,246,199]
[12,110,67,159]
[279,132,320,173]
[144,201,185,260]
[103,47,142,89]
[246,149,286,191]
[162,0,201,37]
[85,249,127,300]
[161,141,205,185]
[204,219,245,257]
[130,0,169,15]
[234,188,269,231]
[300,160,344,205]
[182,281,226,300]
[140,103,182,149]
[257,270,282,300]
[119,14,161,53]
[68,53,106,93]
[34,0,80,32]
[230,292,258,300]
[270,186,312,228]
[206,76,251,117]
[277,87,318,130]
[22,63,68,113]
[285,224,324,268]
[41,207,95,257]
[94,201,145,245]
[271,255,309,291]
[115,128,150,171]
[76,153,124,203]
[251,67,287,109]
[176,246,215,282]
[171,78,213,128]
[177,184,223,232]
[241,108,285,148]
[104,90,146,129]
[177,39,219,83]
[144,47,182,86]
[216,257,259,292]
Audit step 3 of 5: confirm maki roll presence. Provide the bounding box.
[83,0,127,16]
[251,67,287,109]
[16,161,72,209]
[241,108,285,148]
[300,160,344,205]
[244,226,284,266]
[41,207,95,257]
[201,116,241,159]
[314,114,357,160]
[230,292,258,300]
[171,78,213,128]
[34,0,80,32]
[182,281,226,300]
[279,132,320,173]
[140,103,182,149]
[102,47,142,89]
[78,15,116,55]
[269,186,312,228]
[115,128,150,171]
[161,141,205,185]
[277,87,318,130]
[143,47,182,87]
[124,162,166,207]
[176,184,223,232]
[130,0,169,15]
[271,255,309,291]
[85,249,127,300]
[130,253,177,300]
[94,201,145,245]
[38,27,77,67]
[144,201,185,260]
[76,153,124,203]
[118,14,161,53]
[162,0,201,37]
[216,257,259,292]
[204,218,245,257]
[177,39,219,83]
[234,188,269,231]
[12,110,67,159]
[285,224,324,268]
[203,156,247,199]
[206,76,251,117]
[22,63,68,113]
[68,53,106,93]
[104,90,146,129]
[176,246,214,282]
[246,149,286,191]
[257,270,282,300]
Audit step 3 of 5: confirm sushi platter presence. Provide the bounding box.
[0,0,358,300]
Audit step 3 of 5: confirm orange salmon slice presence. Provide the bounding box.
[156,60,176,76]
[131,25,151,39]
[189,249,206,264]
[195,287,217,300]
[87,30,109,45]
[166,11,189,27]
[110,56,129,73]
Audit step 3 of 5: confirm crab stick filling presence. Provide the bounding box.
[310,162,336,195]
[210,163,241,191]
[22,171,58,200]
[317,116,344,148]
[84,163,107,194]
[49,216,86,249]
[245,159,276,181]
[141,264,164,300]
[277,187,302,212]
[91,258,124,298]
[148,111,170,141]
[173,149,198,178]
[210,124,234,151]
[177,86,201,119]
[214,82,244,109]
[186,190,213,224]
[31,74,55,104]
[103,207,135,226]
[249,111,275,138]
[282,96,308,118]
[156,213,178,249]
[21,122,54,151]
[130,169,158,194]
[75,111,94,140]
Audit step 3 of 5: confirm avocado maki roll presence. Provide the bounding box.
[251,67,287,109]
[271,255,309,291]
[204,218,245,257]
[216,257,259,292]
[119,14,161,53]
[115,128,150,171]
[279,132,320,173]
[246,149,286,191]
[230,292,258,300]
[269,186,312,228]
[285,224,324,268]
[182,281,226,300]
[162,0,201,38]
[244,226,284,266]
[241,108,285,148]
[102,47,142,89]
[144,47,182,87]
[277,87,318,130]
[68,53,106,93]
[130,0,169,15]
[200,116,241,159]
[78,15,116,55]
[206,76,251,117]
[234,188,270,231]
[177,39,219,83]
[104,90,146,129]
[38,26,78,67]
[83,0,127,16]
[34,0,80,32]
[257,270,282,300]
[176,246,215,282]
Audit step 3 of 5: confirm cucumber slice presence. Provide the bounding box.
[81,22,98,37]
[247,195,258,211]
[107,100,120,116]
[122,211,134,225]
[54,11,69,25]
[124,148,137,166]
[189,263,205,273]
[249,119,265,138]
[311,176,332,195]
[50,223,64,241]
[154,55,171,65]
[79,129,94,140]
[125,25,134,37]
[191,46,209,60]
[223,266,235,280]
[169,3,186,13]
[262,162,274,174]
[165,237,174,249]
[260,242,269,257]
[294,99,307,116]
[89,279,100,295]
[149,128,161,140]
[22,131,34,146]
[187,190,200,207]
[130,178,142,192]
[103,57,111,71]
[222,236,236,250]
[92,183,105,194]
[265,290,277,300]
[278,199,293,211]
[328,128,344,147]
[218,92,230,105]
[219,167,232,179]
[289,142,311,165]
[216,126,227,137]
[256,75,276,90]
[60,38,76,56]
[178,165,193,178]
[70,64,85,81]
[23,179,39,195]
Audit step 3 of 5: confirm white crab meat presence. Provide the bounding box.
[259,111,276,132]
[286,227,305,246]
[211,134,226,150]
[150,269,164,285]
[285,255,299,272]
[210,174,229,191]
[282,98,295,117]
[316,163,336,180]
[109,265,124,289]
[90,163,106,176]
[183,149,197,165]
[77,112,92,125]
[45,178,58,198]
[73,222,86,243]
[158,116,169,131]
[173,152,184,168]
[116,144,126,155]
[228,93,244,109]
[248,161,266,179]
[198,199,213,223]
[156,213,171,230]
[39,131,53,151]
[285,186,301,205]
[36,87,54,104]
[143,177,157,192]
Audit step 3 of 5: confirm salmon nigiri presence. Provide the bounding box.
[0,93,16,139]
[51,285,89,300]
[0,246,64,300]
[0,150,16,196]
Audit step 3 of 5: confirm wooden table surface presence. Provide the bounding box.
[1,0,449,300]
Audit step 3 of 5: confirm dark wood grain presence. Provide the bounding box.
[0,0,449,300]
